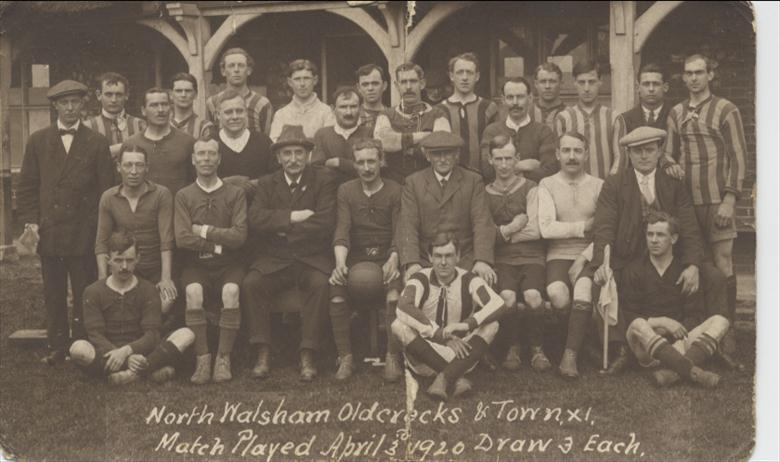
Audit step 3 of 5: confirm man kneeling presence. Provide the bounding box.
[391,233,509,400]
[71,231,194,385]
[623,211,728,388]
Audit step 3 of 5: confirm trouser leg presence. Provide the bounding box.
[41,256,69,351]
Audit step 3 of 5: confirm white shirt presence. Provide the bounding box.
[219,128,251,153]
[57,119,80,154]
[269,94,334,141]
[434,170,452,188]
[333,122,360,141]
[634,168,657,204]
[642,105,661,124]
[284,172,302,188]
[505,114,531,132]
[196,177,223,194]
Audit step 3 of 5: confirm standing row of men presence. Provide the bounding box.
[17,47,746,393]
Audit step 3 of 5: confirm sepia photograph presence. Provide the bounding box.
[0,1,775,461]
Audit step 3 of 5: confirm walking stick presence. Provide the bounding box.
[602,244,611,371]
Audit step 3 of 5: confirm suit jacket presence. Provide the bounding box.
[247,166,336,274]
[17,123,114,256]
[590,168,704,272]
[398,166,495,268]
[612,102,673,173]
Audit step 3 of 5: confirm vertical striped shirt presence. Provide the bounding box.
[170,112,214,139]
[530,99,566,131]
[554,103,614,179]
[664,95,747,205]
[84,111,146,150]
[206,88,274,136]
[439,94,498,172]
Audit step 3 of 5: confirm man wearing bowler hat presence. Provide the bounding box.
[17,79,115,365]
[397,131,496,286]
[587,126,729,374]
[243,125,337,381]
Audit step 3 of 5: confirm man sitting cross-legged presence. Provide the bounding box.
[70,231,194,385]
[623,211,728,388]
[175,137,248,384]
[391,233,509,401]
[329,139,404,382]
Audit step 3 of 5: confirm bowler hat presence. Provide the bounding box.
[270,125,314,152]
[46,80,88,101]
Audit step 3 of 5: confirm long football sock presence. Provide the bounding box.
[442,336,490,383]
[405,337,448,372]
[185,308,209,356]
[653,342,694,378]
[565,300,592,352]
[329,299,352,357]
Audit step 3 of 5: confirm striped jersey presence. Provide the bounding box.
[84,111,146,151]
[396,267,506,341]
[438,95,498,171]
[530,100,566,131]
[170,112,214,139]
[554,103,614,179]
[206,88,273,136]
[664,95,747,205]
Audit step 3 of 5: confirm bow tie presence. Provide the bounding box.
[58,128,77,136]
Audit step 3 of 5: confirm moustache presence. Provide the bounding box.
[509,105,523,111]
[566,160,580,166]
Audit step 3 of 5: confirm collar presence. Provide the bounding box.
[488,175,524,195]
[634,168,656,184]
[171,111,196,125]
[284,171,303,186]
[115,181,154,197]
[219,128,250,146]
[57,119,80,131]
[196,177,223,193]
[446,93,478,105]
[362,179,384,197]
[102,109,126,120]
[576,101,601,115]
[334,123,360,140]
[106,275,138,295]
[397,101,429,116]
[505,114,531,131]
[641,105,661,117]
[291,94,321,110]
[430,267,464,288]
[434,170,452,184]
[686,93,713,111]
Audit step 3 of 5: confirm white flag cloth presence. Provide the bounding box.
[597,275,619,326]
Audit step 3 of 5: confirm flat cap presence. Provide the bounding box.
[420,131,463,152]
[46,80,88,101]
[619,126,667,148]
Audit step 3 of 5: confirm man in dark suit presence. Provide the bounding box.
[611,63,673,174]
[17,80,115,365]
[588,126,727,374]
[398,131,496,286]
[242,125,336,381]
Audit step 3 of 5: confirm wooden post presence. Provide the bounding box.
[0,36,17,261]
[609,1,637,115]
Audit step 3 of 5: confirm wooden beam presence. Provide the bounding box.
[610,1,638,115]
[204,13,263,71]
[406,2,476,60]
[0,36,17,261]
[634,1,684,54]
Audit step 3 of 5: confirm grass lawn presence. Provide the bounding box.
[0,257,755,462]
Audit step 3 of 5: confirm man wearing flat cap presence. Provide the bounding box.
[397,131,497,286]
[586,126,729,374]
[17,79,115,365]
[242,125,337,382]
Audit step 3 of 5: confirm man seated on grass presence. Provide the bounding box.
[391,233,509,401]
[70,231,194,385]
[329,139,404,382]
[175,137,248,385]
[623,211,729,388]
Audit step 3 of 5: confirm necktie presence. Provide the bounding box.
[58,128,77,136]
[440,178,448,190]
[647,110,655,125]
[289,181,298,193]
[435,286,448,327]
[639,176,655,204]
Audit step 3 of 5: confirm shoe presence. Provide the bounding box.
[108,370,139,386]
[335,354,354,381]
[530,346,552,372]
[190,353,212,385]
[300,349,318,382]
[559,349,579,379]
[452,377,472,398]
[251,345,271,379]
[601,345,630,375]
[426,372,448,401]
[716,349,745,372]
[150,366,176,384]
[213,354,232,383]
[41,349,66,366]
[653,368,680,387]
[383,353,403,383]
[502,344,522,371]
[690,366,720,388]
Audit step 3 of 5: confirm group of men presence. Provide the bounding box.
[17,45,747,399]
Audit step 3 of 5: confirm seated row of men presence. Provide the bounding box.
[18,50,744,396]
